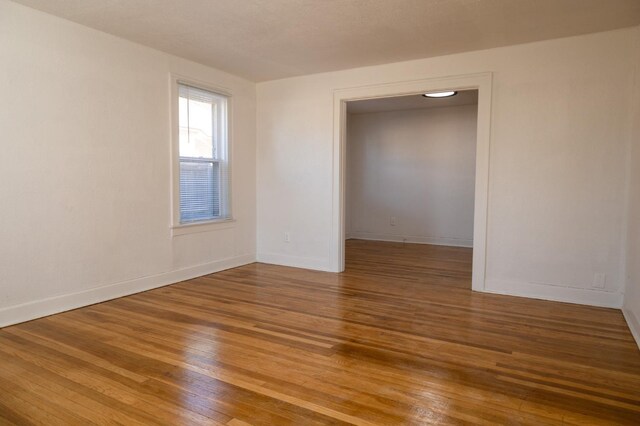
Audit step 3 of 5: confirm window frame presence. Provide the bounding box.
[170,75,234,236]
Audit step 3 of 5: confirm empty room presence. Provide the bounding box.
[1,0,640,424]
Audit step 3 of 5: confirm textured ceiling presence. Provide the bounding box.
[348,90,478,114]
[11,0,640,81]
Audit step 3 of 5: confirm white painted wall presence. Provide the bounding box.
[345,105,477,247]
[0,0,256,326]
[257,27,639,307]
[623,26,640,347]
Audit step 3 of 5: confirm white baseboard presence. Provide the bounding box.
[483,279,623,308]
[346,232,473,248]
[0,254,255,328]
[256,252,332,272]
[622,308,640,350]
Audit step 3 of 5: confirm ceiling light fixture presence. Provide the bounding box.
[423,91,457,98]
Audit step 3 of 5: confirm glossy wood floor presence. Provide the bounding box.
[1,240,640,425]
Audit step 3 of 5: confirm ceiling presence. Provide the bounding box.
[348,90,478,114]
[12,0,640,82]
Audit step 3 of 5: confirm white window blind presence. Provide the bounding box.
[178,83,230,223]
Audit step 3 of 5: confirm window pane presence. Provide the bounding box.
[179,161,220,222]
[179,95,215,159]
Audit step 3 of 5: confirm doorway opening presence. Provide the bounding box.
[344,90,478,288]
[332,73,491,291]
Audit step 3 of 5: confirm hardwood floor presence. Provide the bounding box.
[1,239,639,425]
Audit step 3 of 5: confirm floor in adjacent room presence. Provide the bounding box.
[1,239,639,425]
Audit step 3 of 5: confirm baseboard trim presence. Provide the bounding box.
[347,232,473,248]
[484,279,623,308]
[0,254,256,328]
[256,252,332,272]
[622,308,640,350]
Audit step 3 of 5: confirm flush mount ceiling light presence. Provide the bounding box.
[423,91,457,98]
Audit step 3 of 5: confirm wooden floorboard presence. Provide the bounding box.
[1,239,639,425]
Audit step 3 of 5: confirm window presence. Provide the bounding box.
[176,82,230,224]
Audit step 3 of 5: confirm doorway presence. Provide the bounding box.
[330,73,492,292]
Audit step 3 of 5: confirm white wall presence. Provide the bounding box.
[623,26,640,347]
[346,105,477,247]
[257,27,639,307]
[0,0,256,326]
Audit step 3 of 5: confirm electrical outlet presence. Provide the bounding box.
[592,273,606,289]
[284,232,291,243]
[390,216,397,226]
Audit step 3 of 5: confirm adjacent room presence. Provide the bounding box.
[345,91,478,289]
[1,0,640,424]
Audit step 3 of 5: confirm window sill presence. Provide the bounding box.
[171,219,235,236]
